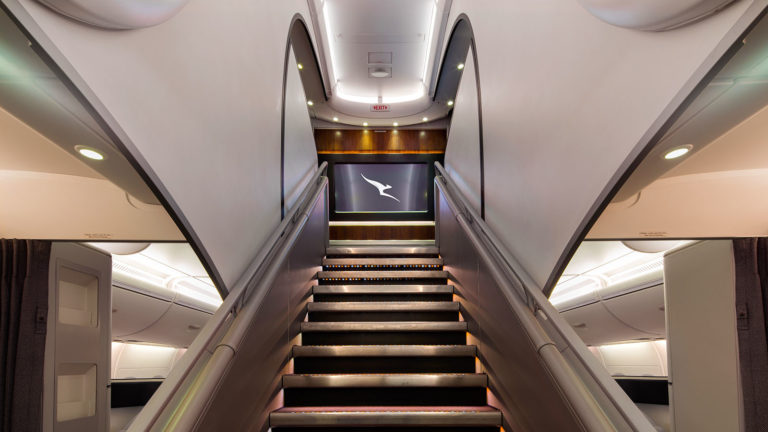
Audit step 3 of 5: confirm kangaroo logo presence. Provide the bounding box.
[360,173,400,203]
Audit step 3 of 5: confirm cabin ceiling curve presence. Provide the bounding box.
[307,0,454,126]
[578,0,738,31]
[34,0,189,29]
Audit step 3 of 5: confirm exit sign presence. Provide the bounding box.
[370,104,390,112]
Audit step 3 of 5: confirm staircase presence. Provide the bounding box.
[270,246,502,431]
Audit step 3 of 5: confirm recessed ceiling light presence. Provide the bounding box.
[307,100,314,106]
[297,63,303,70]
[422,117,428,122]
[363,122,369,127]
[76,146,104,161]
[457,63,465,70]
[333,116,339,122]
[447,100,454,106]
[664,146,692,160]
[369,68,391,78]
[393,122,399,127]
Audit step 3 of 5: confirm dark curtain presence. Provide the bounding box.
[733,238,768,432]
[0,240,51,432]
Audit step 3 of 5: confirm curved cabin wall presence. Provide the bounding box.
[441,1,761,290]
[6,0,319,290]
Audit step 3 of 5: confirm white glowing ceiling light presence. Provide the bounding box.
[112,253,222,308]
[322,1,340,87]
[422,1,438,83]
[549,275,603,307]
[549,247,667,308]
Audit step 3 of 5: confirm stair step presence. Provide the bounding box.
[308,302,459,312]
[270,406,502,427]
[283,373,487,388]
[301,322,467,332]
[323,257,443,267]
[318,270,449,280]
[326,246,439,257]
[314,284,453,295]
[293,345,476,357]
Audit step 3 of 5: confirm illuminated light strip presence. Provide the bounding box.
[322,1,340,87]
[422,1,438,82]
[335,85,426,104]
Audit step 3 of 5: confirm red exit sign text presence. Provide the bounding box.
[370,104,390,112]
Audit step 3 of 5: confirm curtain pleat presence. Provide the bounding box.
[733,238,768,432]
[0,240,51,432]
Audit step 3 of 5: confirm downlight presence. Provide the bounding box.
[457,63,465,70]
[663,145,692,160]
[333,116,339,122]
[75,146,105,161]
[393,122,399,127]
[422,117,428,122]
[363,122,369,127]
[307,100,314,106]
[447,100,454,106]
[297,63,303,70]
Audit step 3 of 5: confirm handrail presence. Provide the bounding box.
[129,162,328,431]
[434,162,654,432]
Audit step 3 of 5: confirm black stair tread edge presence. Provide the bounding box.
[292,345,477,356]
[317,270,448,279]
[313,285,454,293]
[307,301,459,311]
[269,405,503,425]
[300,322,468,331]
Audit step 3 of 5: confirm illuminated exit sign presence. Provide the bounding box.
[370,104,390,112]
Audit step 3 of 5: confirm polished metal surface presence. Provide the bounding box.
[283,373,487,388]
[318,270,449,279]
[270,406,502,427]
[292,344,476,357]
[300,321,467,332]
[314,284,453,294]
[326,246,440,255]
[434,162,655,432]
[323,257,444,266]
[307,301,459,312]
[130,166,330,432]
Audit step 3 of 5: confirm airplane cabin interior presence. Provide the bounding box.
[1,1,768,432]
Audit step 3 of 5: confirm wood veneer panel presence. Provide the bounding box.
[316,130,446,154]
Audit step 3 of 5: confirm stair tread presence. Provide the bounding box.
[274,405,499,413]
[308,301,459,312]
[318,270,449,279]
[270,405,501,427]
[323,257,443,266]
[326,246,439,256]
[301,321,467,332]
[293,345,476,357]
[283,373,487,388]
[314,284,453,294]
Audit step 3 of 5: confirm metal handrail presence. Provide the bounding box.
[129,162,328,431]
[434,162,654,431]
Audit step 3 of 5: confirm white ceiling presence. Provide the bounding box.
[311,0,452,126]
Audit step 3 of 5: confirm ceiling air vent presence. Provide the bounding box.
[368,52,392,64]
